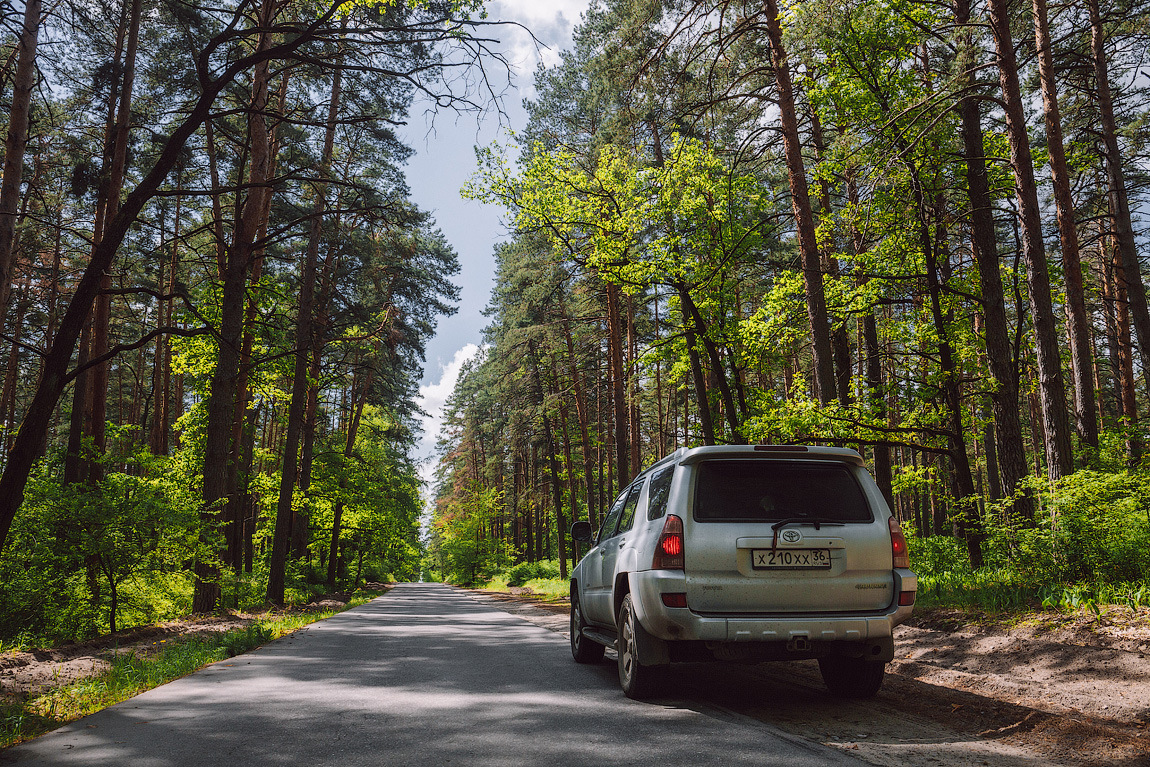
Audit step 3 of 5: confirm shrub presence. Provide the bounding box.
[505,560,561,587]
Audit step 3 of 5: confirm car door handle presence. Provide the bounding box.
[617,539,626,548]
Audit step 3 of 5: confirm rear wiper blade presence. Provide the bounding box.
[770,517,845,550]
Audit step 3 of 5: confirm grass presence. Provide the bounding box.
[480,577,569,602]
[914,569,1150,618]
[0,589,384,750]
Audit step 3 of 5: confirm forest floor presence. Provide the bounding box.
[0,584,390,706]
[469,588,1150,767]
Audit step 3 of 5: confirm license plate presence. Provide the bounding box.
[752,548,831,569]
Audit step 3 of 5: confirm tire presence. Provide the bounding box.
[818,656,886,699]
[570,594,605,664]
[617,594,661,699]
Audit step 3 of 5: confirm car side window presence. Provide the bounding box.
[616,480,645,535]
[597,490,629,544]
[646,465,675,520]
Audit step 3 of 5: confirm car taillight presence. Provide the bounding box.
[653,515,684,570]
[889,516,910,569]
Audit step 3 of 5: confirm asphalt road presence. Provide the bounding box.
[2,583,866,766]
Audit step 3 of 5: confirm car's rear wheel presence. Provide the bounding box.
[570,593,604,663]
[617,594,660,699]
[818,656,886,698]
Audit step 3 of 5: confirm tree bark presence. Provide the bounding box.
[1032,0,1097,448]
[762,0,836,404]
[86,0,144,485]
[676,283,716,444]
[954,0,1035,517]
[1089,0,1150,404]
[327,358,372,590]
[268,59,341,604]
[605,282,630,488]
[0,0,41,327]
[560,296,597,529]
[986,0,1074,480]
[197,0,280,611]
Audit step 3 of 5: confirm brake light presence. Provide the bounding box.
[653,515,684,569]
[889,516,909,569]
[661,593,688,608]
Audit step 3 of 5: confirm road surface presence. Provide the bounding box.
[2,583,866,766]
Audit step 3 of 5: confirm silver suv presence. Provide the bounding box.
[568,445,916,699]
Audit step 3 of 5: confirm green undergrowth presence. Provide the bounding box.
[0,590,383,750]
[482,576,569,601]
[480,561,568,602]
[914,572,1149,617]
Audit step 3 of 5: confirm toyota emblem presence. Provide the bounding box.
[780,529,802,543]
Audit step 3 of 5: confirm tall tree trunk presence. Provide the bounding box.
[626,296,641,473]
[809,108,852,407]
[327,359,372,590]
[986,0,1074,480]
[0,0,41,327]
[676,283,715,444]
[560,297,597,529]
[682,292,743,442]
[0,279,29,451]
[1032,0,1097,449]
[605,282,630,488]
[197,0,279,612]
[268,59,341,604]
[762,0,836,404]
[1090,0,1150,403]
[87,0,144,486]
[954,0,1035,517]
[532,357,568,580]
[847,178,893,507]
[1107,231,1140,460]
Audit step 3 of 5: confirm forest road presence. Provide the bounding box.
[0,582,867,767]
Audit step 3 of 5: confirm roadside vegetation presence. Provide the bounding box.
[475,560,568,602]
[0,589,383,749]
[428,0,1150,629]
[0,0,490,653]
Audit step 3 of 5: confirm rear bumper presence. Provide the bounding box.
[629,568,917,643]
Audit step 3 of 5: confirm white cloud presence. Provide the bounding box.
[415,343,483,490]
[486,0,588,85]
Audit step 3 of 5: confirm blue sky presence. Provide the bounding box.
[403,0,590,485]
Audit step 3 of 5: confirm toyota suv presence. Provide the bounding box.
[568,445,916,699]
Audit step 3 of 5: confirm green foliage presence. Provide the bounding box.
[503,559,561,586]
[0,452,199,643]
[430,482,514,585]
[908,469,1150,613]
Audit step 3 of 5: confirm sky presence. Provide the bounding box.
[404,0,590,490]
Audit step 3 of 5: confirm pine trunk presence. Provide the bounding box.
[1032,0,1097,448]
[0,0,41,327]
[762,0,836,404]
[986,0,1074,480]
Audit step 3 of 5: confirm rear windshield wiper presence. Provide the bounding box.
[770,517,845,550]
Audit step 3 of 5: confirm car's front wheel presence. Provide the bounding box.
[617,594,661,699]
[818,656,886,698]
[570,593,605,664]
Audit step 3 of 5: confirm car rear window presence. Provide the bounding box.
[694,460,871,522]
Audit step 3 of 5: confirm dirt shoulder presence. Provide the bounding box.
[0,584,390,706]
[466,588,1150,767]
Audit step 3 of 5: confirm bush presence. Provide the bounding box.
[505,560,561,587]
[907,468,1150,611]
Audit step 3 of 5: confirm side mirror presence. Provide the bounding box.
[570,520,593,543]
